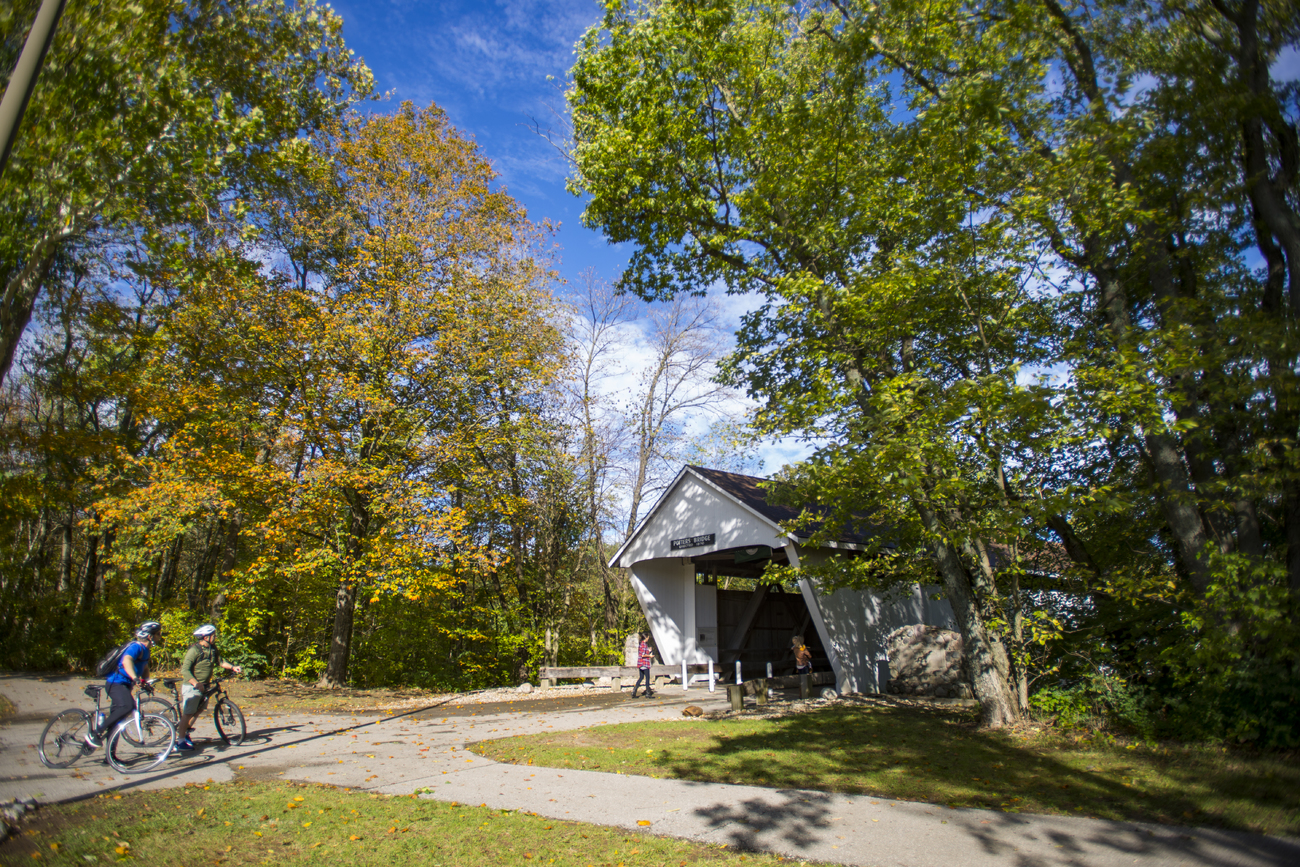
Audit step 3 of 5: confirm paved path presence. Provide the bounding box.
[2,673,1296,867]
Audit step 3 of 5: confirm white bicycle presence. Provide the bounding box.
[103,681,177,774]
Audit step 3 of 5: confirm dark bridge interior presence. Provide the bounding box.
[691,545,829,679]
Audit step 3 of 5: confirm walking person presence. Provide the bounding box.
[85,622,163,750]
[174,624,242,752]
[793,635,813,675]
[631,632,655,698]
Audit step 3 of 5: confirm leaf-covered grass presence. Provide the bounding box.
[1,781,790,866]
[471,700,1300,837]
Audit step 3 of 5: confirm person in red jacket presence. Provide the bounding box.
[631,633,656,698]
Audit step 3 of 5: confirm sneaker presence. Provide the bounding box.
[83,733,100,750]
[177,737,194,751]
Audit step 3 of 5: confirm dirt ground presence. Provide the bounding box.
[226,678,449,714]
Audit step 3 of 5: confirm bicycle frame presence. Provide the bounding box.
[164,677,229,717]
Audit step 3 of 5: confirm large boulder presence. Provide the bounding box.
[884,625,969,698]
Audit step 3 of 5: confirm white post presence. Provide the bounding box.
[682,659,688,691]
[708,659,715,692]
[735,660,742,685]
[766,662,773,678]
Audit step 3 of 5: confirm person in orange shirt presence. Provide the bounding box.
[792,635,812,674]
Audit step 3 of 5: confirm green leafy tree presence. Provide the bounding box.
[568,0,1300,736]
[0,0,370,386]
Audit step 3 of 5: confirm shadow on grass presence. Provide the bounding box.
[642,702,1299,837]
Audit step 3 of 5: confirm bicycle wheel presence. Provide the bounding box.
[115,703,173,748]
[213,698,245,746]
[38,709,90,769]
[139,696,179,728]
[106,714,175,774]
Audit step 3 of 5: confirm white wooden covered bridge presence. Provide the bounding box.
[607,465,957,694]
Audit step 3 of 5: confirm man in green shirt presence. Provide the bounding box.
[174,624,241,751]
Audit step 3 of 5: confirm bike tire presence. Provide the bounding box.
[106,713,175,774]
[213,698,245,746]
[139,695,179,726]
[38,709,90,769]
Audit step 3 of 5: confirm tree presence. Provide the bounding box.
[562,273,746,649]
[564,270,635,634]
[270,103,564,687]
[569,0,1043,725]
[622,294,738,536]
[0,0,370,387]
[569,0,1300,735]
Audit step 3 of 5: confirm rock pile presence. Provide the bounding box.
[1,796,37,841]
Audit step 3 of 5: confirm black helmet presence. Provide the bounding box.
[136,621,163,642]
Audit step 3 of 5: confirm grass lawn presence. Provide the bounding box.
[0,781,791,866]
[470,698,1300,838]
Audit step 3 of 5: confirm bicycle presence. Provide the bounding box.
[155,676,245,747]
[38,682,175,774]
[37,684,105,769]
[105,684,176,773]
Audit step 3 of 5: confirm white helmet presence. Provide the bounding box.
[193,624,217,638]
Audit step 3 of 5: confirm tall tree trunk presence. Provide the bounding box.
[97,528,114,592]
[0,247,56,389]
[189,520,224,609]
[58,513,73,594]
[319,578,358,688]
[319,490,370,688]
[156,535,183,602]
[76,533,99,614]
[916,502,1020,727]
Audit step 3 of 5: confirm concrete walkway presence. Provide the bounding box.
[1,673,1296,867]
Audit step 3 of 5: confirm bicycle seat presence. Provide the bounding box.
[161,678,180,687]
[83,685,102,699]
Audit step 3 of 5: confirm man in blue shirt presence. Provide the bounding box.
[85,622,162,749]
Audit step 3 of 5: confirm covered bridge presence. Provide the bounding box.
[608,466,957,694]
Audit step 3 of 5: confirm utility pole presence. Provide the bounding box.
[0,0,67,177]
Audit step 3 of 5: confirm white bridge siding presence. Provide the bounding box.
[621,471,788,666]
[617,473,788,566]
[629,558,722,665]
[613,466,959,694]
[796,546,955,693]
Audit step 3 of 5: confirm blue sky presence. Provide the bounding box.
[318,1,845,487]
[329,0,626,291]
[324,1,818,480]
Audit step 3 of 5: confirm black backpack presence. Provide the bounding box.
[94,641,132,677]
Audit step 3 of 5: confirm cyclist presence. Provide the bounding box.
[174,624,241,751]
[86,622,162,750]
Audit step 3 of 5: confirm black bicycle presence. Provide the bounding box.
[153,676,246,746]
